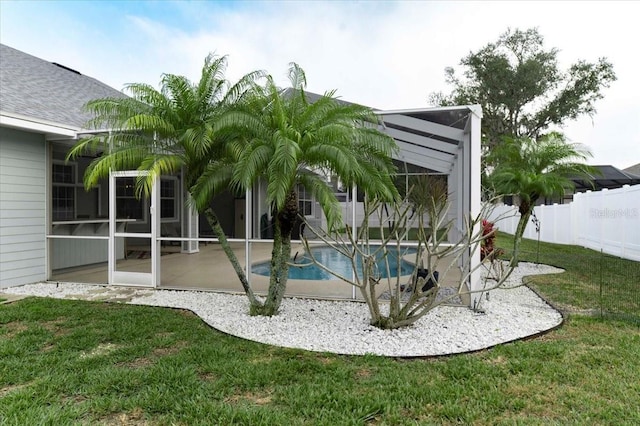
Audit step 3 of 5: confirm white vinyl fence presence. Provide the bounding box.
[487,185,640,262]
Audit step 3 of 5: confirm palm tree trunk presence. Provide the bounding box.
[511,209,532,267]
[203,207,260,307]
[253,219,292,316]
[254,190,298,316]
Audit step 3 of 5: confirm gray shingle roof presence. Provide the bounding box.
[623,163,640,178]
[0,43,125,129]
[573,165,640,191]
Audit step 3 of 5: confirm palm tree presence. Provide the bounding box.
[67,54,264,306]
[192,63,399,316]
[487,132,597,265]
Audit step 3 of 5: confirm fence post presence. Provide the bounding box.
[622,184,629,259]
[600,189,608,253]
[553,203,558,242]
[573,193,579,245]
[599,248,604,319]
[586,190,594,249]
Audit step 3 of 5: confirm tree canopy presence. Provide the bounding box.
[191,63,399,315]
[430,28,616,148]
[68,54,264,306]
[192,64,399,230]
[71,57,399,317]
[486,132,597,264]
[69,54,263,194]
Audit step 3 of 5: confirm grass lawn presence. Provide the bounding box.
[1,239,639,424]
[496,232,640,318]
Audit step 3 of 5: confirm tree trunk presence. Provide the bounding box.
[251,190,298,316]
[511,209,532,267]
[203,207,261,307]
[251,217,293,316]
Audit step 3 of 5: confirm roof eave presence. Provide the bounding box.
[376,104,482,118]
[0,110,79,139]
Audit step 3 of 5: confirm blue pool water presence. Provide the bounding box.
[252,246,417,280]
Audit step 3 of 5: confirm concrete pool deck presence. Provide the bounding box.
[48,241,466,303]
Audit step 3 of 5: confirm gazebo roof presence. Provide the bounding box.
[377,106,481,174]
[289,89,482,174]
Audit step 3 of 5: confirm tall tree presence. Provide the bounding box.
[486,132,596,265]
[192,63,399,316]
[430,28,616,149]
[68,54,264,306]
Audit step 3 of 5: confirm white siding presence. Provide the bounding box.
[51,238,113,270]
[0,127,47,288]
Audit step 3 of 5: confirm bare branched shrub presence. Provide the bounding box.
[300,186,519,330]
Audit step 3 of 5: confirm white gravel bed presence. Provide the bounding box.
[3,262,564,357]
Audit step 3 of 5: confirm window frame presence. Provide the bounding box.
[51,161,77,221]
[113,176,180,224]
[297,184,314,218]
[160,177,180,223]
[115,177,147,223]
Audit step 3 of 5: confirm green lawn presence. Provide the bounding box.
[497,232,640,318]
[1,238,639,424]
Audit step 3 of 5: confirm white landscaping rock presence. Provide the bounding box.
[3,262,564,357]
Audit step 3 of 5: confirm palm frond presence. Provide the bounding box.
[196,53,227,105]
[191,162,234,212]
[66,135,108,162]
[287,62,307,90]
[221,69,267,107]
[232,141,274,189]
[488,133,596,204]
[135,154,185,196]
[265,134,301,209]
[81,146,149,189]
[298,173,342,229]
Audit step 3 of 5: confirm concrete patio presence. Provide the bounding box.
[49,241,467,304]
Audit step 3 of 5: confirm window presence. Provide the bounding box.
[52,186,75,220]
[52,163,76,221]
[53,163,74,184]
[160,178,178,221]
[115,177,145,220]
[297,185,313,217]
[114,177,179,222]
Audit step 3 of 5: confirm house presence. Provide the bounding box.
[1,43,126,288]
[624,163,640,177]
[0,44,484,306]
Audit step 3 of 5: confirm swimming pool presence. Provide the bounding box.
[251,246,417,280]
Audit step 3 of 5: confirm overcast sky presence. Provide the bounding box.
[1,0,638,169]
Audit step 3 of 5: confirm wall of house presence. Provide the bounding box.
[0,127,47,288]
[49,144,111,270]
